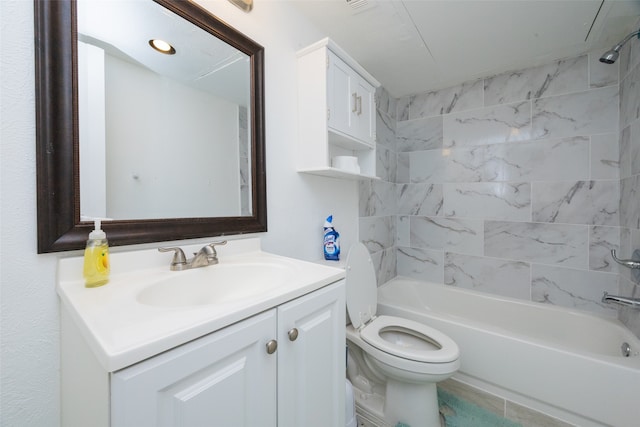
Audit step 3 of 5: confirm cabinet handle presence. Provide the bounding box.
[288,328,299,341]
[266,340,278,354]
[352,92,358,113]
[357,95,362,116]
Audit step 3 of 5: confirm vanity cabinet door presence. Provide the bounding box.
[111,310,277,427]
[277,280,346,427]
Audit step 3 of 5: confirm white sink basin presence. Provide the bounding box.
[137,262,293,307]
[57,238,345,371]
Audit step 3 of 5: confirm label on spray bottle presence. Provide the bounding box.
[323,215,340,261]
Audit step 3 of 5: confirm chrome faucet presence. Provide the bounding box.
[158,241,227,271]
[610,250,640,269]
[602,292,640,309]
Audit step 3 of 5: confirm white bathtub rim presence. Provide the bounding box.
[377,302,640,427]
[380,302,640,375]
[378,276,640,361]
[383,276,621,322]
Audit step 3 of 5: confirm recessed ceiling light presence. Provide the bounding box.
[148,39,176,55]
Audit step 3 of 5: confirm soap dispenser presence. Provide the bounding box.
[83,219,110,288]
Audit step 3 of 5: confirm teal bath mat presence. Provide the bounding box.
[438,389,522,427]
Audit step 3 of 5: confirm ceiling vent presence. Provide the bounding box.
[346,0,372,13]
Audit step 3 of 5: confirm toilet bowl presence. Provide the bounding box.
[345,243,460,427]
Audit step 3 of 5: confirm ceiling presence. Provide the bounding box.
[291,0,640,98]
[77,0,250,106]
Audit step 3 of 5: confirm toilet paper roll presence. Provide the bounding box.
[332,156,360,173]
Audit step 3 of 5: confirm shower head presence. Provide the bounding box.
[599,29,640,64]
[599,49,619,64]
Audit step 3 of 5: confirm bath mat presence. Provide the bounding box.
[438,389,522,427]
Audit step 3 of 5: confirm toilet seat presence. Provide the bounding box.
[360,316,458,364]
[345,243,378,330]
[345,243,459,365]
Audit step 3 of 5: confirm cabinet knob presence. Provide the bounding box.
[266,340,278,354]
[288,328,299,341]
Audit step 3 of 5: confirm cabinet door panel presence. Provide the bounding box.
[157,355,250,426]
[354,77,375,145]
[328,51,353,137]
[277,281,346,427]
[111,310,277,427]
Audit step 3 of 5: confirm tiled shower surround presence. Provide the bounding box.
[359,39,640,337]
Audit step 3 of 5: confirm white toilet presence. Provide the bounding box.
[345,243,460,427]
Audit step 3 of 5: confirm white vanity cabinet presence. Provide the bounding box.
[297,38,380,179]
[111,310,278,426]
[61,280,345,427]
[277,279,346,427]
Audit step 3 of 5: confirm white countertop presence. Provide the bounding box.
[57,238,345,372]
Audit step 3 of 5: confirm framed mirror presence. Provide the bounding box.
[34,0,266,253]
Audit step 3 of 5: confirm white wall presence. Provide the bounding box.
[0,1,357,425]
[104,53,242,219]
[195,0,359,260]
[78,41,108,219]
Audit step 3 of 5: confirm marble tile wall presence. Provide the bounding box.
[358,88,398,286]
[360,48,633,322]
[617,31,640,336]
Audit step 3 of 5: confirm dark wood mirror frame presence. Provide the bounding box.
[34,0,266,253]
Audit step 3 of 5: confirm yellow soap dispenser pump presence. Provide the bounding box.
[83,219,110,288]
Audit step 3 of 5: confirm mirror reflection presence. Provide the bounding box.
[77,0,252,220]
[35,0,266,253]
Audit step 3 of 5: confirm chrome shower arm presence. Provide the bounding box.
[611,30,640,51]
[600,28,640,63]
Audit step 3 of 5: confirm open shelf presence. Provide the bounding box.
[298,167,380,180]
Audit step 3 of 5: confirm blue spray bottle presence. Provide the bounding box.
[323,215,340,261]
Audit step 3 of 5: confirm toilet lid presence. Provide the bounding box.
[360,316,460,363]
[345,243,378,330]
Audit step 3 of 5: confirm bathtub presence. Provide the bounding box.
[376,277,640,427]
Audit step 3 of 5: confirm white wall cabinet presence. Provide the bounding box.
[61,281,345,427]
[327,51,375,146]
[297,38,380,180]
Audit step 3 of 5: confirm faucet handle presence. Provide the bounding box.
[611,249,640,269]
[202,241,227,263]
[158,247,187,270]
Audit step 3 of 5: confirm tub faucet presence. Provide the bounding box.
[601,292,640,309]
[611,250,640,269]
[158,241,227,271]
[611,249,640,283]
